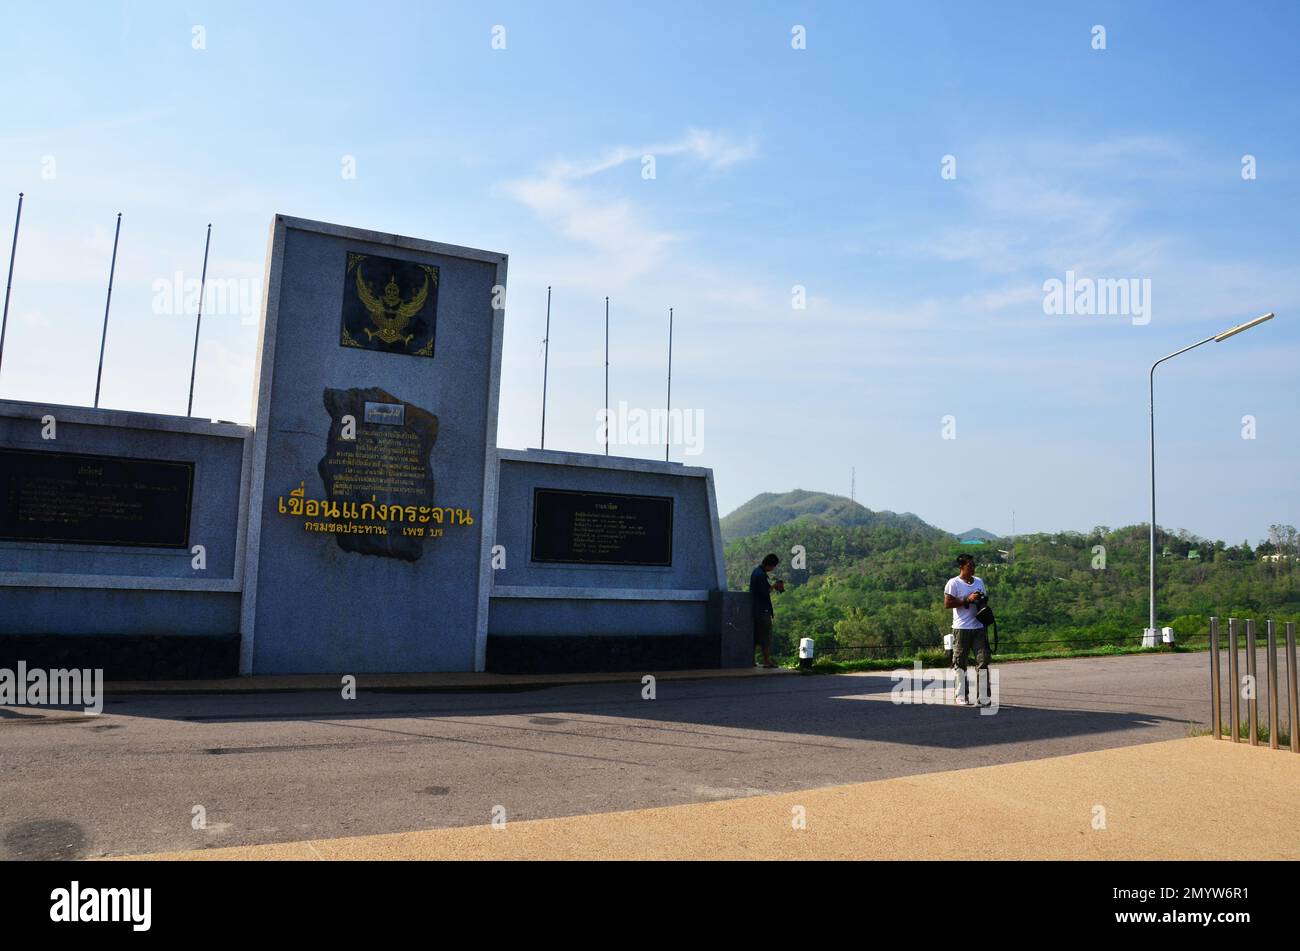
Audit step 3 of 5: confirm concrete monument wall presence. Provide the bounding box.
[239,216,506,674]
[0,216,738,678]
[486,449,728,672]
[0,399,251,676]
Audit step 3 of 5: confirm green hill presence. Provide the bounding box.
[956,527,1000,542]
[720,489,942,543]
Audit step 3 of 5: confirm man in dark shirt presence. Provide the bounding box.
[749,553,784,668]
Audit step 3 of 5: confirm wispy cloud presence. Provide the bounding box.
[498,129,757,285]
[541,129,758,181]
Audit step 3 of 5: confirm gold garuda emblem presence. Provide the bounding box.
[356,268,428,345]
[341,252,439,357]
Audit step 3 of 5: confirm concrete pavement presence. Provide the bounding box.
[0,652,1254,859]
[122,737,1300,860]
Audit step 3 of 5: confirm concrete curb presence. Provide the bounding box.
[105,665,797,695]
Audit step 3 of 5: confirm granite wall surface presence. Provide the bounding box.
[0,400,250,676]
[240,217,506,674]
[486,448,728,672]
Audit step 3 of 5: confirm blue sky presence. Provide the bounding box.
[1,1,1296,542]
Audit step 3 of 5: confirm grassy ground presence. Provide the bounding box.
[789,640,1211,674]
[1187,717,1296,747]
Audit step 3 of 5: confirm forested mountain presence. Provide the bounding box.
[955,528,1000,542]
[720,489,943,543]
[725,518,1300,660]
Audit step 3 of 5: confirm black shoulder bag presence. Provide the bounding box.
[975,597,998,654]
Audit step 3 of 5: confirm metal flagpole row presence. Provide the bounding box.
[0,204,225,414]
[537,293,678,461]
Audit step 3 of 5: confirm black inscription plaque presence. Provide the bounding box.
[318,386,439,561]
[340,251,439,358]
[0,448,193,548]
[531,488,673,566]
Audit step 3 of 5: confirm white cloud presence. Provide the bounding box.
[541,128,758,181]
[499,129,757,286]
[502,175,678,285]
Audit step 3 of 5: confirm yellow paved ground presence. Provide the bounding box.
[119,737,1300,861]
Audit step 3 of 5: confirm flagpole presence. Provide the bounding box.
[665,306,673,462]
[540,285,551,449]
[93,212,122,408]
[604,295,609,456]
[0,192,23,384]
[186,223,212,416]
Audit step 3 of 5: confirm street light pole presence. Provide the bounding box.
[1147,312,1274,644]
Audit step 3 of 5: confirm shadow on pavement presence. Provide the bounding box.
[19,671,1199,753]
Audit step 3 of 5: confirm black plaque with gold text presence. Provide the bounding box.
[317,386,440,561]
[531,488,673,566]
[0,448,193,548]
[340,251,439,358]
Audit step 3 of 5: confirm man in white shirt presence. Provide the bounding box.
[943,554,990,706]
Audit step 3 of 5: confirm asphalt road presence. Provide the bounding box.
[0,652,1229,859]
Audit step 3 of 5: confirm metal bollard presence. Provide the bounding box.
[798,637,815,670]
[1288,622,1298,755]
[1210,617,1221,740]
[1228,618,1240,743]
[1247,619,1258,746]
[1267,620,1279,750]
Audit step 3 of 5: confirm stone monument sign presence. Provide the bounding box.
[240,217,505,674]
